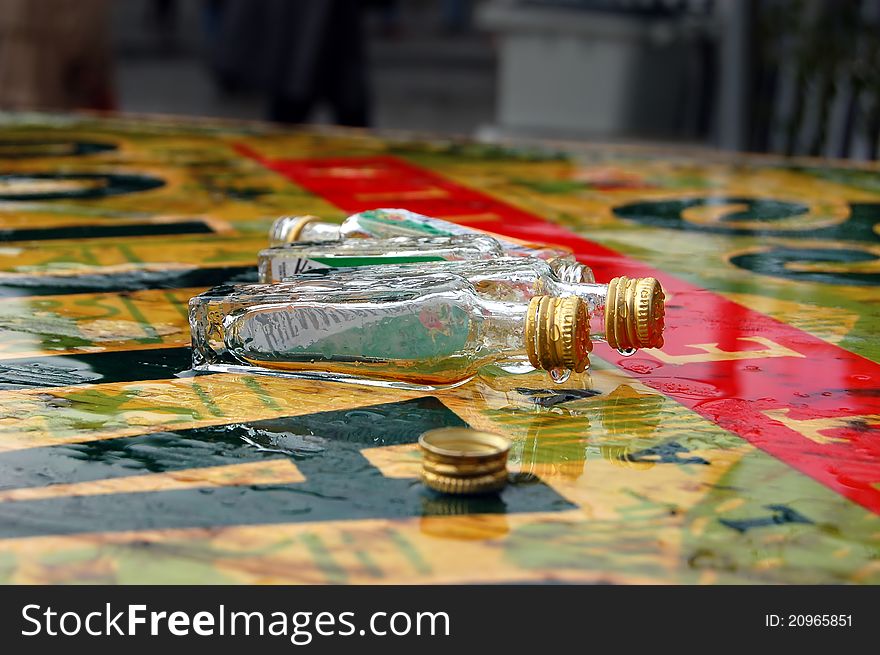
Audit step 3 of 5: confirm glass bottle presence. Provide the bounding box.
[269,208,590,278]
[257,233,504,282]
[189,273,591,390]
[269,257,665,351]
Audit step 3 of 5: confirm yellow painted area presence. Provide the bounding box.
[0,234,267,273]
[724,292,859,345]
[362,443,422,479]
[0,459,303,502]
[649,336,805,366]
[542,446,749,522]
[0,512,670,585]
[763,408,880,445]
[715,498,747,514]
[0,287,193,358]
[0,373,424,451]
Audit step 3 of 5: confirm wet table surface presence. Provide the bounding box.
[0,113,878,584]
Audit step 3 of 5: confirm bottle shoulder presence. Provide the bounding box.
[194,273,480,306]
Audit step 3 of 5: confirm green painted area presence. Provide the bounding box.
[114,545,238,584]
[0,171,164,202]
[301,533,348,584]
[115,243,143,264]
[191,382,226,417]
[513,179,586,194]
[731,247,880,286]
[0,397,571,543]
[241,376,282,410]
[385,529,432,576]
[45,387,202,437]
[796,165,880,194]
[341,530,384,579]
[0,347,191,389]
[0,301,93,351]
[581,224,880,362]
[0,550,16,584]
[503,508,685,582]
[682,449,880,584]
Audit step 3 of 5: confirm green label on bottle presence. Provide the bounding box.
[310,255,447,267]
[357,209,463,237]
[271,255,445,281]
[355,209,533,255]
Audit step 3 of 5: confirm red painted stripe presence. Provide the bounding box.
[237,146,880,514]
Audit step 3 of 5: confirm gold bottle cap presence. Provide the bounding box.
[525,296,592,373]
[420,469,509,495]
[268,215,322,245]
[419,428,510,495]
[604,276,665,350]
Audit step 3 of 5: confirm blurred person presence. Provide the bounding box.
[0,0,115,111]
[373,0,402,39]
[149,0,179,52]
[209,0,370,127]
[442,0,470,34]
[150,0,177,33]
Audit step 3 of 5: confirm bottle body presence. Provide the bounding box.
[271,257,665,351]
[189,274,551,389]
[277,208,584,272]
[258,234,503,282]
[274,257,610,338]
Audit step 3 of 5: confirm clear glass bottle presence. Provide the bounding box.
[270,208,589,278]
[269,257,665,351]
[258,234,503,282]
[189,273,591,390]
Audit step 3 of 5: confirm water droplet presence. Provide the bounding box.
[617,347,637,357]
[549,368,571,384]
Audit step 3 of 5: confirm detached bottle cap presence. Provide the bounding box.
[419,428,510,495]
[525,295,592,373]
[269,215,322,245]
[605,276,665,350]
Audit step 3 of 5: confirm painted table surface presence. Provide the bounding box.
[0,113,878,585]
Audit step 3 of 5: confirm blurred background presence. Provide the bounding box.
[0,0,879,159]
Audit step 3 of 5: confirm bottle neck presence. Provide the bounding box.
[475,298,529,357]
[543,280,609,339]
[299,222,343,241]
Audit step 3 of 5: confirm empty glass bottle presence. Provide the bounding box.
[189,273,591,390]
[257,234,503,282]
[270,208,588,277]
[271,257,665,351]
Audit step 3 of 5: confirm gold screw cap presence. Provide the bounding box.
[604,276,665,350]
[268,215,322,245]
[419,428,510,495]
[525,295,592,373]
